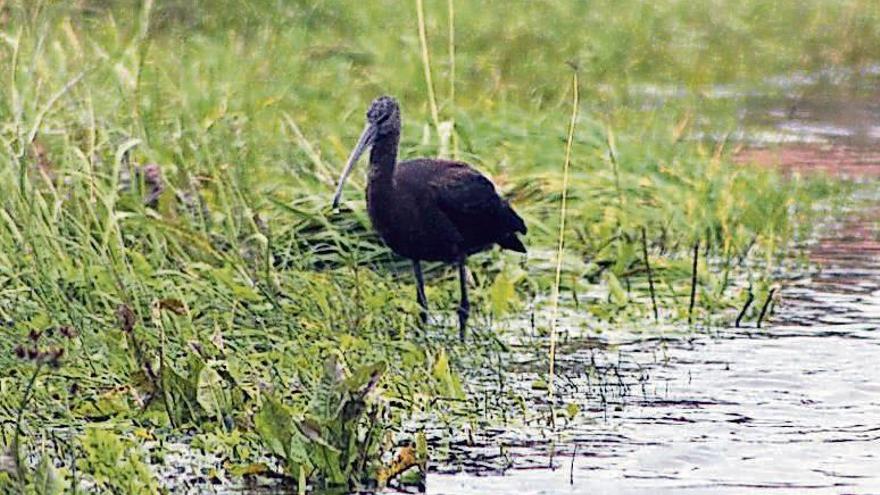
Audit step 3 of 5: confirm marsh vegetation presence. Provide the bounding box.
[0,1,878,493]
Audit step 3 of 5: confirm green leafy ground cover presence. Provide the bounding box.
[0,0,876,492]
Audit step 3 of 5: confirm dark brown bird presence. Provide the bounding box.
[332,96,527,339]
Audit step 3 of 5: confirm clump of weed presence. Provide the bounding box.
[1,328,72,494]
[253,353,422,491]
[77,428,160,495]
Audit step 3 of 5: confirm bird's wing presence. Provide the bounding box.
[400,159,526,236]
[429,162,502,218]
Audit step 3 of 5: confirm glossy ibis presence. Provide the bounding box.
[332,96,527,339]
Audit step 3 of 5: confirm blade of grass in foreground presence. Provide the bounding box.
[415,0,441,139]
[548,68,579,427]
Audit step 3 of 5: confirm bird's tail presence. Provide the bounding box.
[504,202,527,234]
[498,233,527,253]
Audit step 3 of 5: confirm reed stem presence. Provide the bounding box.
[757,287,776,328]
[641,227,659,321]
[447,0,455,109]
[688,240,699,325]
[415,0,441,136]
[14,362,45,488]
[549,70,579,422]
[735,289,754,327]
[447,0,457,158]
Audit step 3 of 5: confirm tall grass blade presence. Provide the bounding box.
[548,70,579,422]
[415,0,442,147]
[447,0,456,158]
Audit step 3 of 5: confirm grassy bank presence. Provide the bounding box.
[0,0,873,492]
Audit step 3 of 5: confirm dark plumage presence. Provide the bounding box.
[332,96,527,339]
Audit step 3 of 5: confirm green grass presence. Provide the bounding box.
[0,0,873,492]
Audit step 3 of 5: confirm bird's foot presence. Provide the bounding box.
[418,309,431,325]
[457,304,470,341]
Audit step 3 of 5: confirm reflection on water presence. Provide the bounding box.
[428,75,880,494]
[742,73,880,148]
[431,214,880,494]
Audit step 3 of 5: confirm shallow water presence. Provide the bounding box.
[429,245,880,493]
[147,72,880,495]
[427,77,880,494]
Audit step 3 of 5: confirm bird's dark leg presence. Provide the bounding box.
[457,257,470,341]
[413,260,429,323]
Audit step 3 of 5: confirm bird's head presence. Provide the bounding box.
[332,95,401,208]
[366,95,400,137]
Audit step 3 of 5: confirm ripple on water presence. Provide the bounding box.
[428,83,880,494]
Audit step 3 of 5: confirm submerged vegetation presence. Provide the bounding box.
[0,0,876,492]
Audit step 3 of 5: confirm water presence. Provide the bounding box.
[430,255,880,493]
[144,71,880,495]
[427,77,880,494]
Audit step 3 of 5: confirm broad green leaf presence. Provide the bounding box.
[604,271,628,306]
[297,417,339,453]
[432,349,464,399]
[196,364,224,417]
[33,455,64,495]
[490,270,517,317]
[162,361,202,424]
[309,355,347,420]
[345,361,386,399]
[254,395,295,459]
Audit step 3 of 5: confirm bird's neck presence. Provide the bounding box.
[369,130,399,180]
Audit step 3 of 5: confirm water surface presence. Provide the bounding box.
[428,75,880,495]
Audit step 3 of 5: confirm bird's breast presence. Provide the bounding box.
[366,182,460,262]
[366,181,405,247]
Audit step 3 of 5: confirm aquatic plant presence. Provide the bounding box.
[254,354,393,491]
[0,0,869,490]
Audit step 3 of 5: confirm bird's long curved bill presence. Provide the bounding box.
[332,123,376,208]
